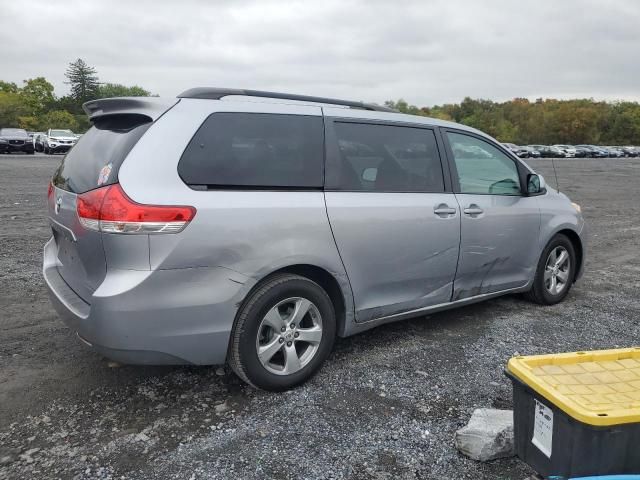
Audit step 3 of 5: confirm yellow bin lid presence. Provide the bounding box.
[507,347,640,426]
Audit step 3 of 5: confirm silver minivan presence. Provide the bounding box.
[44,88,586,390]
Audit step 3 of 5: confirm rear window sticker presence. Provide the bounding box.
[98,163,113,186]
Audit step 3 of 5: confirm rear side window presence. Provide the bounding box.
[52,114,151,194]
[330,122,444,192]
[178,113,324,188]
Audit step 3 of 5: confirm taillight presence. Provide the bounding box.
[47,182,53,200]
[76,184,196,234]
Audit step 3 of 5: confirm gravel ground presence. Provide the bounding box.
[1,154,639,480]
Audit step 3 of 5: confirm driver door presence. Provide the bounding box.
[443,130,541,301]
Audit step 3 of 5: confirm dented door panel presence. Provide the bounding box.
[452,194,540,300]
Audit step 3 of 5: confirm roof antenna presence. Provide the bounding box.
[551,157,560,193]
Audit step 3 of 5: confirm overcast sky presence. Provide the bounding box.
[2,0,639,106]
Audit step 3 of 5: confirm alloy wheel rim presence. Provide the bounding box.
[256,297,323,376]
[544,246,571,295]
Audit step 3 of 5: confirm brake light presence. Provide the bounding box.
[47,182,53,200]
[76,184,196,234]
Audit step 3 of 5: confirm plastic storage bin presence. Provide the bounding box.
[506,348,640,478]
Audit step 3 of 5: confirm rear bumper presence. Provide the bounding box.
[43,238,254,365]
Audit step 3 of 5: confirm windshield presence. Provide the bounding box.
[1,128,27,137]
[50,130,74,137]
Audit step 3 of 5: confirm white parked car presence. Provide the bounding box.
[44,129,78,154]
[554,145,577,158]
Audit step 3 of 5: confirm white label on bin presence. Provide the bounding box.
[532,399,553,458]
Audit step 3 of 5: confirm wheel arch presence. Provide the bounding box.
[556,228,584,282]
[235,263,355,339]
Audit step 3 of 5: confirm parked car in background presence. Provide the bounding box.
[601,146,623,158]
[0,137,9,154]
[618,146,638,157]
[31,132,46,150]
[34,133,47,152]
[571,145,592,158]
[597,146,614,157]
[523,146,541,158]
[0,128,35,154]
[44,129,78,154]
[502,143,530,158]
[44,88,586,390]
[576,145,607,158]
[529,145,566,158]
[553,145,577,158]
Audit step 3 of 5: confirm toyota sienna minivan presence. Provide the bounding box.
[44,88,586,391]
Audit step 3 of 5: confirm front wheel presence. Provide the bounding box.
[228,273,336,391]
[526,234,576,305]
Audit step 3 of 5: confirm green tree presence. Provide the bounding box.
[64,58,100,110]
[19,77,55,115]
[73,114,91,133]
[384,99,427,116]
[37,110,79,132]
[50,95,81,113]
[0,81,18,93]
[96,83,151,98]
[18,116,40,131]
[0,91,30,127]
[385,96,640,145]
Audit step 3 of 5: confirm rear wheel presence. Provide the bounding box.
[228,273,336,391]
[526,234,576,305]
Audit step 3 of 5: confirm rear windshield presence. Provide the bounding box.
[52,115,151,194]
[178,113,324,188]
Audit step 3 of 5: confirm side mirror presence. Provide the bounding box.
[362,167,377,183]
[527,173,546,195]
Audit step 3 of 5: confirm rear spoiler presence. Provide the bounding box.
[82,97,179,122]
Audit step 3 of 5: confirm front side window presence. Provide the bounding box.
[447,132,521,195]
[178,113,324,188]
[330,122,444,192]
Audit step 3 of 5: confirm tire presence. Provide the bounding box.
[526,234,576,305]
[44,147,49,154]
[228,273,336,391]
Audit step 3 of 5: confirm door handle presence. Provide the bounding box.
[463,204,484,216]
[434,204,457,217]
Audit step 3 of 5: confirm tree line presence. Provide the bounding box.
[385,97,640,145]
[2,58,640,144]
[0,59,151,133]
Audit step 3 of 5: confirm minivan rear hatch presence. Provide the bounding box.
[48,97,177,302]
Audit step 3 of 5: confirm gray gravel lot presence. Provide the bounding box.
[1,153,639,480]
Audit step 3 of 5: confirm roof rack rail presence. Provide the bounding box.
[177,87,396,112]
